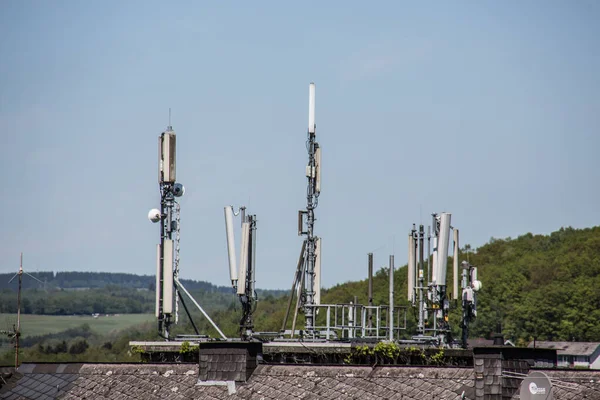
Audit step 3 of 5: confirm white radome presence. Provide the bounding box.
[148,208,161,223]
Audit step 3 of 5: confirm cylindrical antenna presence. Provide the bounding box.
[453,229,459,300]
[407,234,415,302]
[308,83,316,134]
[436,213,452,285]
[224,206,238,286]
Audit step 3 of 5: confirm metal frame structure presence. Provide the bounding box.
[152,123,226,340]
[282,303,408,341]
[224,206,258,339]
[282,83,322,338]
[406,213,482,348]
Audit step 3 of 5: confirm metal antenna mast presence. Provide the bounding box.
[302,83,320,336]
[281,83,322,338]
[2,253,43,367]
[150,123,197,340]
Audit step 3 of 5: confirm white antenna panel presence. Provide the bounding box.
[162,239,174,314]
[435,213,451,285]
[237,222,250,295]
[155,244,161,318]
[308,83,316,134]
[431,238,438,285]
[453,229,459,300]
[160,132,176,183]
[224,206,238,285]
[315,146,322,193]
[314,238,321,305]
[407,234,415,302]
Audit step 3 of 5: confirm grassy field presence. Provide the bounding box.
[0,314,155,338]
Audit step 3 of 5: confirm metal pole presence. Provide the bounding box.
[427,225,431,284]
[304,132,317,336]
[158,184,165,336]
[282,240,306,332]
[389,255,394,341]
[250,216,257,299]
[16,253,22,368]
[418,226,425,334]
[174,279,227,340]
[368,253,373,329]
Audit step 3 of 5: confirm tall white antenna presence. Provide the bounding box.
[224,206,238,286]
[308,83,316,134]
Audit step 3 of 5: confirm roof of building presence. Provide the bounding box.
[1,362,600,400]
[528,341,600,357]
[1,363,473,400]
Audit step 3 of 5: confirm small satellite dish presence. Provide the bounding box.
[148,208,161,223]
[519,371,553,400]
[173,183,185,197]
[472,280,482,291]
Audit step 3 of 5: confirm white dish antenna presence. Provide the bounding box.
[519,371,553,400]
[148,209,161,223]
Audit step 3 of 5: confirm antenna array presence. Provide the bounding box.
[406,213,482,347]
[281,83,322,338]
[224,206,258,339]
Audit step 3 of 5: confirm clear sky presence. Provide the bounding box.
[1,1,599,290]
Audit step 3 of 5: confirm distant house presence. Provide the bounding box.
[528,341,600,369]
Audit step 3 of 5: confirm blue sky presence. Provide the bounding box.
[1,1,599,289]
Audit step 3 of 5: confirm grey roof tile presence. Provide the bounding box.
[5,362,600,399]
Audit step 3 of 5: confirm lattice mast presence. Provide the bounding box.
[151,121,190,340]
[301,83,321,336]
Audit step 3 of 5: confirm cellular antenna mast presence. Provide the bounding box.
[149,123,226,340]
[224,206,258,339]
[301,82,322,337]
[282,83,322,338]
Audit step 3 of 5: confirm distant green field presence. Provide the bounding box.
[0,314,155,338]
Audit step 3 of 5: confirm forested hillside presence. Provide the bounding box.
[0,272,286,315]
[321,225,600,344]
[0,271,285,294]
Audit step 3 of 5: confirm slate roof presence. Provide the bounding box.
[0,363,473,399]
[528,341,600,357]
[1,363,599,399]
